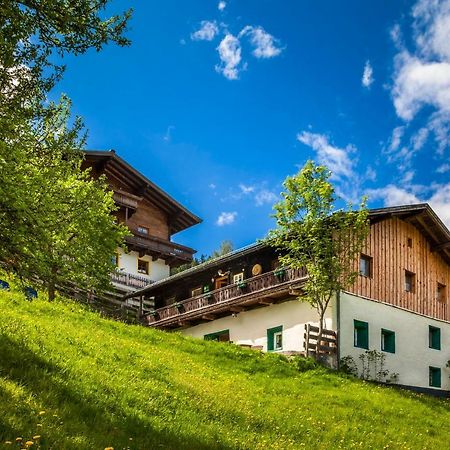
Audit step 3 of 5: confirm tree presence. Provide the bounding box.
[0,1,132,298]
[267,161,369,354]
[0,96,129,300]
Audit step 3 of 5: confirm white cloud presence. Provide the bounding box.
[428,183,450,226]
[388,126,405,153]
[365,166,377,182]
[215,34,242,80]
[216,211,237,226]
[391,0,450,153]
[437,163,450,173]
[368,185,420,206]
[218,1,226,11]
[209,183,217,189]
[239,184,255,194]
[239,26,283,58]
[255,189,278,206]
[163,125,175,142]
[410,126,429,151]
[297,131,355,180]
[191,21,219,41]
[362,60,374,88]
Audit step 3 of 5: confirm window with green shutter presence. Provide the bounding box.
[204,329,230,342]
[429,326,441,350]
[381,329,395,353]
[267,326,283,351]
[354,320,369,349]
[429,366,441,388]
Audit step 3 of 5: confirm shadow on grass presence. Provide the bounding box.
[0,334,231,450]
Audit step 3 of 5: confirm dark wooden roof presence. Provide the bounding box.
[83,150,202,235]
[124,203,450,300]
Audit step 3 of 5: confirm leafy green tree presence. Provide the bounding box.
[0,96,129,300]
[268,161,369,353]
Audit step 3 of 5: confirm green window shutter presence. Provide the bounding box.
[267,326,283,352]
[429,326,441,350]
[204,330,230,342]
[429,367,441,388]
[381,329,395,353]
[354,320,369,349]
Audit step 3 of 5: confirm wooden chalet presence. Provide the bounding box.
[124,203,450,327]
[82,150,201,290]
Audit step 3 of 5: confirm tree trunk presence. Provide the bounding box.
[316,309,326,358]
[48,281,55,302]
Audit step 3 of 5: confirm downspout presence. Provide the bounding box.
[336,290,341,370]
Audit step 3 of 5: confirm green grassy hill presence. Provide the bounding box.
[0,287,449,450]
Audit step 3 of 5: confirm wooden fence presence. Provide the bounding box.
[304,324,338,356]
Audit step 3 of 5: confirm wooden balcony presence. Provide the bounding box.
[126,233,195,264]
[144,267,307,329]
[111,271,153,290]
[113,189,143,210]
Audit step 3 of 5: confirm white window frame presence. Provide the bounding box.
[233,272,244,284]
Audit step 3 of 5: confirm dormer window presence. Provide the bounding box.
[137,226,149,235]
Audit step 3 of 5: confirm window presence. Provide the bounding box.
[437,283,446,302]
[407,238,413,248]
[191,286,203,297]
[354,320,369,349]
[111,252,119,267]
[359,254,372,277]
[137,226,149,235]
[381,329,395,353]
[404,270,415,292]
[429,366,441,388]
[204,330,230,342]
[233,272,244,284]
[429,326,441,350]
[137,259,149,275]
[267,326,283,351]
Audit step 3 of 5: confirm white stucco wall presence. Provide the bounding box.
[116,248,169,282]
[339,291,450,391]
[180,298,335,353]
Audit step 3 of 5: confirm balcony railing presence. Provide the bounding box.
[146,267,307,327]
[111,271,153,289]
[113,190,142,210]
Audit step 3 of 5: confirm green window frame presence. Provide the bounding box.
[429,326,441,350]
[381,329,395,353]
[204,329,230,342]
[429,366,441,388]
[267,325,283,352]
[354,320,369,349]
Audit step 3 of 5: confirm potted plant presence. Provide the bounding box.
[174,302,183,312]
[238,281,247,290]
[274,267,286,280]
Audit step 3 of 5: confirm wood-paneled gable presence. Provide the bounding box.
[350,217,450,321]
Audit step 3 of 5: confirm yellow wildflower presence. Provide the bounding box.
[5,441,12,445]
[38,411,46,415]
[16,437,23,442]
[104,447,114,450]
[36,424,42,427]
[25,441,34,447]
[32,436,41,440]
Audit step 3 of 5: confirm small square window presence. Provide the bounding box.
[405,271,415,292]
[359,254,372,277]
[354,320,369,349]
[429,326,441,350]
[437,283,446,302]
[429,366,441,388]
[137,259,149,275]
[407,238,413,248]
[137,226,149,235]
[381,329,395,353]
[267,326,283,351]
[233,272,244,284]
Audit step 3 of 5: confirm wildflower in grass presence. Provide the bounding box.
[36,424,42,427]
[5,441,12,445]
[25,441,34,447]
[104,447,114,450]
[32,436,41,440]
[38,411,46,415]
[16,437,23,442]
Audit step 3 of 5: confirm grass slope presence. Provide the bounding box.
[0,288,449,450]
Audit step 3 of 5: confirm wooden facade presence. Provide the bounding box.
[125,203,450,329]
[82,150,201,269]
[350,216,450,321]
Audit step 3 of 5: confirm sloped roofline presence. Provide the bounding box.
[84,150,202,234]
[123,203,450,299]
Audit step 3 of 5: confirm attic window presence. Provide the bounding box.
[405,271,415,293]
[138,259,149,275]
[137,226,149,235]
[437,283,446,302]
[407,238,412,248]
[359,254,372,278]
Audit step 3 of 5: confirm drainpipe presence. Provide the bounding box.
[336,290,341,370]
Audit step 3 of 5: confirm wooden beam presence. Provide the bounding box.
[258,298,274,305]
[229,306,245,313]
[201,314,215,321]
[431,241,450,252]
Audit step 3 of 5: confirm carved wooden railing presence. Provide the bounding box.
[113,190,142,209]
[111,271,153,289]
[147,267,307,325]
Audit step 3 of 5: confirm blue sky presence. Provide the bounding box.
[52,0,450,256]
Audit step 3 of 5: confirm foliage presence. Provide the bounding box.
[0,286,449,449]
[171,240,234,275]
[341,352,399,384]
[0,1,131,298]
[0,96,129,299]
[267,160,369,340]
